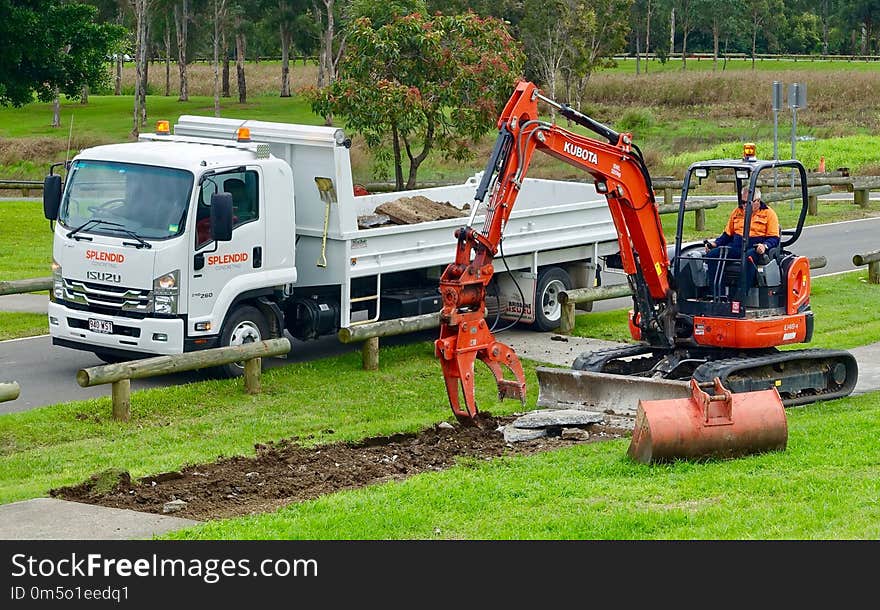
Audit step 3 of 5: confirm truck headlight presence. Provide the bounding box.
[152,270,179,315]
[51,259,63,302]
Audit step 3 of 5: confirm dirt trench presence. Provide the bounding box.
[50,415,629,522]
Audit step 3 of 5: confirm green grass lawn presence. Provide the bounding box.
[0,94,320,141]
[0,200,52,281]
[166,389,880,540]
[0,312,47,340]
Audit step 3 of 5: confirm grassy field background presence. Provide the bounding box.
[1,61,878,187]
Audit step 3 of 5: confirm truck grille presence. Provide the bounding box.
[63,279,151,312]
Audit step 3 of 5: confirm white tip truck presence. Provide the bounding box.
[42,115,619,377]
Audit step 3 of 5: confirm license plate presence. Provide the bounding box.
[88,318,113,334]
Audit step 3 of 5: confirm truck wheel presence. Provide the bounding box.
[212,305,270,379]
[533,267,572,332]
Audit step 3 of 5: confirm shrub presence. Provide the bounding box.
[616,108,655,133]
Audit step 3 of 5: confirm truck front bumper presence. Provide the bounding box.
[48,302,184,356]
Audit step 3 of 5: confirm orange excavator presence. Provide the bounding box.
[435,80,857,461]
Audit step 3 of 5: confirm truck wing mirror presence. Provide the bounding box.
[209,192,233,242]
[43,174,62,221]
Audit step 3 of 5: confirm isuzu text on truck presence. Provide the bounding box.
[42,116,619,377]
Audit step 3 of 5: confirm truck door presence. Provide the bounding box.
[189,167,265,329]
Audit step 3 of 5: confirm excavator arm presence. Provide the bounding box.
[436,80,674,421]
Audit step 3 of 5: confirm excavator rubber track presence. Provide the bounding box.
[691,348,859,407]
[537,345,858,425]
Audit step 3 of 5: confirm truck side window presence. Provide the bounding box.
[196,169,259,248]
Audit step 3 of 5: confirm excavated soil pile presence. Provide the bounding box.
[374,195,466,224]
[51,415,628,522]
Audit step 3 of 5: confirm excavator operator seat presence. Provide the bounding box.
[675,248,708,300]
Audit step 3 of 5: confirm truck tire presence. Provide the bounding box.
[212,305,270,379]
[533,267,572,332]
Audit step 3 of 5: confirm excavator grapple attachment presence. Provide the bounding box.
[436,330,526,422]
[628,378,787,464]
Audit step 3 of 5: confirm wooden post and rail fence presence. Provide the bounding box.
[0,277,52,296]
[0,382,20,403]
[853,250,880,284]
[75,337,291,422]
[0,180,43,198]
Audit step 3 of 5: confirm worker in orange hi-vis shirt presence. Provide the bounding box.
[704,186,780,297]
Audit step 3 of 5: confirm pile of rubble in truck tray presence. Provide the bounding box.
[357,195,468,229]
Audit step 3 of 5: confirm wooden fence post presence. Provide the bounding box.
[111,379,131,422]
[362,337,379,370]
[694,208,706,231]
[808,194,819,216]
[0,382,20,403]
[244,357,261,394]
[560,301,576,335]
[852,250,880,284]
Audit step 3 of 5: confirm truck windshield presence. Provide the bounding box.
[59,160,194,240]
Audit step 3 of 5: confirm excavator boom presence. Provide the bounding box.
[435,81,672,420]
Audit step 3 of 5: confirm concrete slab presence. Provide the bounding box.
[0,497,199,540]
[0,293,48,314]
[500,329,623,368]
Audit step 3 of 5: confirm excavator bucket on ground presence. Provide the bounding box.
[535,368,788,464]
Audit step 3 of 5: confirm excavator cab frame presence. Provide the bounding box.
[672,158,810,307]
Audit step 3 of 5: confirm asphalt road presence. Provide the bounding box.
[2,215,879,414]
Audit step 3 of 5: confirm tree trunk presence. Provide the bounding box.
[235,17,246,104]
[115,54,123,95]
[669,7,675,57]
[391,123,404,191]
[222,32,230,98]
[52,90,60,128]
[164,15,171,96]
[174,0,189,101]
[213,0,225,117]
[635,30,641,75]
[318,0,334,88]
[115,6,124,96]
[132,0,148,137]
[280,24,291,97]
[822,0,829,55]
[645,0,652,73]
[712,18,719,72]
[403,121,434,190]
[140,28,149,127]
[752,20,757,70]
[681,30,688,70]
[81,84,89,104]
